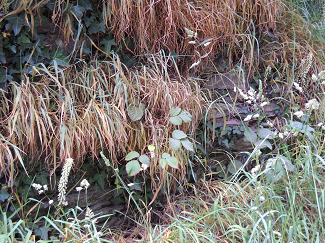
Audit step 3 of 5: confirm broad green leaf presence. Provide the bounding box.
[169,138,181,150]
[10,45,16,53]
[180,138,194,151]
[166,156,178,169]
[169,116,182,125]
[127,103,145,121]
[21,36,31,43]
[278,155,295,172]
[258,128,274,139]
[228,160,243,174]
[289,121,314,140]
[126,160,141,176]
[7,14,25,36]
[170,107,181,116]
[244,126,257,143]
[172,130,187,139]
[125,151,140,161]
[148,145,155,151]
[139,155,150,165]
[179,110,192,123]
[160,158,167,169]
[254,139,272,150]
[289,121,304,131]
[162,153,171,158]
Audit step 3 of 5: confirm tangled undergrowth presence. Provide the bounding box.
[1,0,325,242]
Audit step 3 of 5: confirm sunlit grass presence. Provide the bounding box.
[150,140,325,242]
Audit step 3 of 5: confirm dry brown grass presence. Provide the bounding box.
[0,54,203,186]
[108,0,280,54]
[107,0,325,84]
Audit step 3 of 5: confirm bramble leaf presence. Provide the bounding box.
[126,160,141,176]
[170,107,181,116]
[169,138,181,150]
[160,158,167,169]
[125,151,140,161]
[166,156,178,169]
[180,138,194,151]
[139,155,150,165]
[127,103,145,121]
[169,116,182,125]
[172,130,187,139]
[179,110,192,123]
[162,153,171,158]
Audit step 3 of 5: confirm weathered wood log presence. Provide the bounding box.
[14,186,129,228]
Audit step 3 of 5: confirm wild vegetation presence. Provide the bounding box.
[0,0,325,242]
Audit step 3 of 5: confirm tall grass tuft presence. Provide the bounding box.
[0,54,202,187]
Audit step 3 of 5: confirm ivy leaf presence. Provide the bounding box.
[172,130,187,139]
[170,107,181,116]
[125,151,140,161]
[126,160,141,176]
[73,5,85,19]
[84,15,95,27]
[180,138,194,151]
[34,225,52,240]
[169,116,182,125]
[79,0,92,9]
[127,103,145,121]
[169,138,181,150]
[179,110,192,123]
[92,171,107,189]
[166,156,178,169]
[88,20,105,34]
[139,155,150,165]
[100,39,116,55]
[7,14,25,36]
[0,68,6,84]
[51,58,70,67]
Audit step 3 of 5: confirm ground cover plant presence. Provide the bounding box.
[1,0,325,242]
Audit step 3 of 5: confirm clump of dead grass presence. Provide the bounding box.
[0,54,203,187]
[108,0,280,55]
